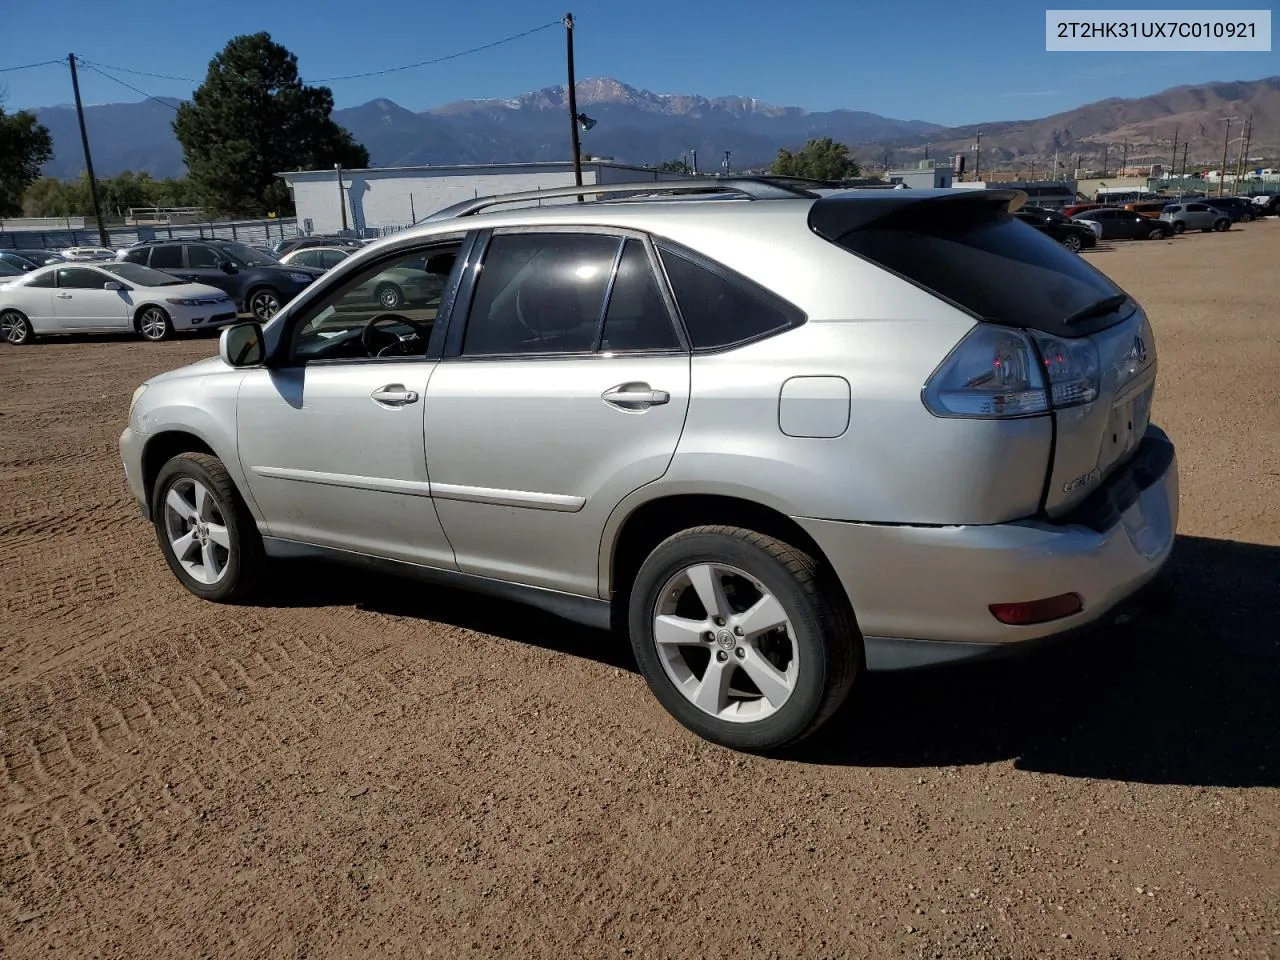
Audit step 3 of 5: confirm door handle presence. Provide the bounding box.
[602,382,670,410]
[56,293,73,299]
[370,384,419,406]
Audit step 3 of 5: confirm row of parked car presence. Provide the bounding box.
[1015,193,1273,251]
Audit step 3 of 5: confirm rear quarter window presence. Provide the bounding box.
[656,243,804,351]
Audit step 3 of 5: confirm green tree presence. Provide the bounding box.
[656,158,689,174]
[0,103,54,216]
[174,33,368,217]
[771,137,861,181]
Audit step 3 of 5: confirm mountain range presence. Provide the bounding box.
[30,74,1279,180]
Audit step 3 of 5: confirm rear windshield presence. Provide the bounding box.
[814,199,1131,337]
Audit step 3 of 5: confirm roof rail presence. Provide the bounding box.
[418,177,820,223]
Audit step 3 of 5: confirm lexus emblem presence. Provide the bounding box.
[1131,334,1148,365]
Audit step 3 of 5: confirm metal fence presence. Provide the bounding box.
[0,217,300,252]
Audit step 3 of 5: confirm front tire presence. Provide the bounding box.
[137,305,173,341]
[1172,221,1186,234]
[628,525,859,752]
[1147,228,1166,240]
[152,452,263,603]
[1061,234,1082,253]
[376,282,405,309]
[1214,219,1231,232]
[1,309,34,345]
[248,287,282,321]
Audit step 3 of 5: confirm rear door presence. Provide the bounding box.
[423,228,691,597]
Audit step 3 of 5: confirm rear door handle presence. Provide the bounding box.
[602,382,670,410]
[56,293,73,299]
[371,384,419,406]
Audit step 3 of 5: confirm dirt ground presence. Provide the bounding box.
[2,225,1277,960]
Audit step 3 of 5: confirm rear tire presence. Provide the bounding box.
[152,452,264,603]
[1,309,34,345]
[628,525,859,752]
[375,282,405,309]
[1172,221,1186,234]
[1214,219,1230,232]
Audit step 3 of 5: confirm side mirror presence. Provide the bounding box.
[219,260,237,274]
[103,281,124,291]
[219,321,265,368]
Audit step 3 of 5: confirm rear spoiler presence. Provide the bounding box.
[807,188,1027,239]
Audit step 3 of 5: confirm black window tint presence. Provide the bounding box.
[321,250,348,269]
[818,203,1125,338]
[462,233,619,356]
[600,240,680,352]
[187,245,221,268]
[122,247,150,265]
[57,268,107,289]
[658,245,801,350]
[1188,204,1208,212]
[25,270,55,288]
[149,245,183,269]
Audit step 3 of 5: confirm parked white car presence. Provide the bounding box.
[0,261,237,344]
[60,246,119,262]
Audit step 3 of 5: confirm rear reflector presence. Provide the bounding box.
[989,592,1083,626]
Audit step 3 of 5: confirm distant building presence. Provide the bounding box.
[884,161,954,189]
[277,161,694,236]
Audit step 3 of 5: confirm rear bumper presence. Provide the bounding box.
[795,426,1179,670]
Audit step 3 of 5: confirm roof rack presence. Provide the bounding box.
[418,177,821,223]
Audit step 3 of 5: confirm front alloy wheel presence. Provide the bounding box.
[138,306,172,341]
[153,452,262,602]
[1061,234,1082,253]
[249,288,281,320]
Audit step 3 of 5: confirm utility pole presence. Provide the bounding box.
[690,148,697,175]
[1169,125,1179,182]
[722,150,731,175]
[1101,143,1108,177]
[68,53,109,248]
[1181,143,1188,182]
[974,131,982,182]
[1218,116,1235,195]
[335,163,347,232]
[1241,115,1254,186]
[563,13,583,194]
[1120,141,1128,177]
[1235,114,1252,186]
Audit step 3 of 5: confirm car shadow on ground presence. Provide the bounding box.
[264,533,1278,787]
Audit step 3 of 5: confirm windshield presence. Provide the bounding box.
[217,242,280,267]
[99,262,185,286]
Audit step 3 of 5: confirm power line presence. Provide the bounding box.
[0,58,64,73]
[79,59,197,83]
[80,63,181,111]
[308,20,561,82]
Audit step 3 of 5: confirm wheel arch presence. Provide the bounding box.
[604,492,853,633]
[131,301,169,328]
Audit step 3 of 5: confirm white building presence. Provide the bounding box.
[278,161,694,236]
[884,161,954,189]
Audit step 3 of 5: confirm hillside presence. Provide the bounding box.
[28,74,1279,180]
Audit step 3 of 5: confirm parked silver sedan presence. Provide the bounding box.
[120,181,1179,752]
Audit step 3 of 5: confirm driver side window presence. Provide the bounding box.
[290,241,463,364]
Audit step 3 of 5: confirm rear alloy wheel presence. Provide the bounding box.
[629,525,859,752]
[153,452,263,603]
[1061,234,1082,253]
[1,309,34,345]
[137,306,173,341]
[248,288,282,321]
[1215,219,1231,232]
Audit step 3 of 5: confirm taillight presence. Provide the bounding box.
[922,324,1100,419]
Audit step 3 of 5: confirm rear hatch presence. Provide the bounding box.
[809,189,1157,517]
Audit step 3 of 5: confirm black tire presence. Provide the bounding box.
[136,305,173,341]
[1239,211,1254,223]
[1172,221,1186,234]
[247,287,282,321]
[628,525,859,752]
[1060,234,1082,253]
[1214,219,1230,232]
[1147,228,1166,240]
[151,452,264,603]
[375,282,405,309]
[1,309,34,345]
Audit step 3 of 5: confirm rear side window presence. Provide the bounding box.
[816,198,1126,337]
[25,270,55,288]
[57,268,106,289]
[150,245,183,269]
[657,244,802,350]
[121,248,150,265]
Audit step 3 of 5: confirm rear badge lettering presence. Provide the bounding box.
[1063,468,1100,494]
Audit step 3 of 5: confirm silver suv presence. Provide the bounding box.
[121,179,1179,751]
[1159,202,1231,233]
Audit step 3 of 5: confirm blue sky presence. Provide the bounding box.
[1,0,1274,125]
